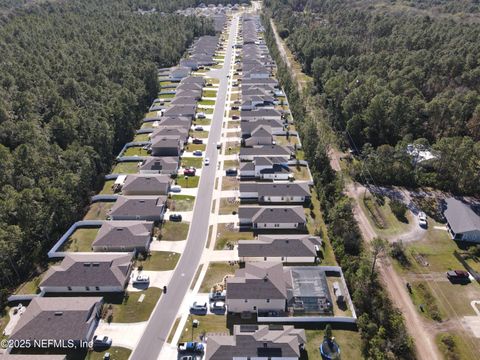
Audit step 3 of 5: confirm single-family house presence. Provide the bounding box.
[238,235,322,263]
[139,156,179,175]
[238,206,306,230]
[443,197,480,243]
[239,145,294,162]
[163,104,196,119]
[239,156,291,180]
[150,126,189,144]
[92,221,154,252]
[8,297,102,351]
[121,174,171,196]
[108,196,166,221]
[241,119,285,136]
[239,182,311,204]
[244,125,273,147]
[179,58,199,70]
[170,96,198,106]
[241,109,282,122]
[151,137,182,156]
[169,66,191,81]
[39,253,133,293]
[206,325,306,360]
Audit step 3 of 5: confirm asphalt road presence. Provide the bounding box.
[129,15,238,360]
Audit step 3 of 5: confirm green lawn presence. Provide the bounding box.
[215,223,253,250]
[193,118,211,126]
[85,347,131,360]
[192,130,209,138]
[159,93,174,99]
[295,150,305,160]
[123,146,149,157]
[185,143,206,152]
[105,288,161,323]
[180,315,229,343]
[290,165,310,181]
[140,251,180,271]
[408,280,444,322]
[169,195,196,212]
[159,80,175,87]
[145,111,159,118]
[160,222,190,241]
[206,78,219,85]
[305,328,362,360]
[199,100,215,106]
[176,175,200,188]
[197,107,214,114]
[219,197,239,215]
[223,159,239,169]
[435,332,478,360]
[202,90,217,98]
[133,133,150,142]
[200,262,240,292]
[275,135,299,146]
[61,227,99,252]
[84,202,114,220]
[112,162,139,174]
[100,179,115,195]
[15,274,42,295]
[180,157,203,168]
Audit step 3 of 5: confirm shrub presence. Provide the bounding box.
[390,200,408,223]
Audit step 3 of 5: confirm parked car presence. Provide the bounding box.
[204,157,210,166]
[180,356,193,360]
[225,168,237,176]
[183,167,196,176]
[418,212,427,227]
[232,115,239,120]
[169,214,183,222]
[194,126,204,131]
[216,142,222,149]
[197,112,206,118]
[193,150,203,156]
[92,336,112,349]
[446,270,470,280]
[133,274,150,284]
[231,106,239,110]
[103,353,111,360]
[170,185,182,193]
[192,138,203,144]
[209,290,226,301]
[190,302,208,313]
[178,342,204,354]
[210,301,226,312]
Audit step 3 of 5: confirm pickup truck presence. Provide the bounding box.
[178,342,204,353]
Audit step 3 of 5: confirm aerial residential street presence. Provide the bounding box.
[129,15,239,360]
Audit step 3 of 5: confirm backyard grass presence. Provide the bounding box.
[223,159,239,169]
[105,287,161,323]
[185,143,206,152]
[202,90,217,98]
[176,175,200,188]
[84,202,114,220]
[159,80,175,86]
[159,93,174,99]
[85,347,131,360]
[192,130,209,138]
[200,262,240,293]
[219,197,239,215]
[123,146,149,157]
[221,176,238,191]
[112,161,140,174]
[169,195,196,212]
[140,251,180,271]
[133,133,150,142]
[180,315,229,343]
[159,222,190,241]
[100,179,115,195]
[15,274,42,295]
[275,135,299,146]
[290,165,310,181]
[305,328,362,360]
[295,150,305,160]
[61,227,100,252]
[199,100,215,106]
[325,276,352,317]
[215,223,254,250]
[145,111,159,118]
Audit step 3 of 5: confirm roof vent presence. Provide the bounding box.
[54,311,63,316]
[92,263,100,267]
[83,263,91,267]
[116,228,124,231]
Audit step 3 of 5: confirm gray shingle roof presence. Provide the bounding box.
[108,196,166,218]
[140,156,179,174]
[239,182,310,198]
[444,197,480,233]
[238,235,321,258]
[93,221,153,249]
[227,262,287,300]
[238,206,306,224]
[10,297,102,343]
[122,174,171,194]
[239,145,293,157]
[40,253,133,288]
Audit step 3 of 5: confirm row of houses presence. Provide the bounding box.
[204,14,332,360]
[4,29,228,356]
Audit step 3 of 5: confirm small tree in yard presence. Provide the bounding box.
[390,200,408,223]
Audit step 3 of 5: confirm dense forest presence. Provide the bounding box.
[262,14,415,360]
[265,0,480,195]
[0,0,239,308]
